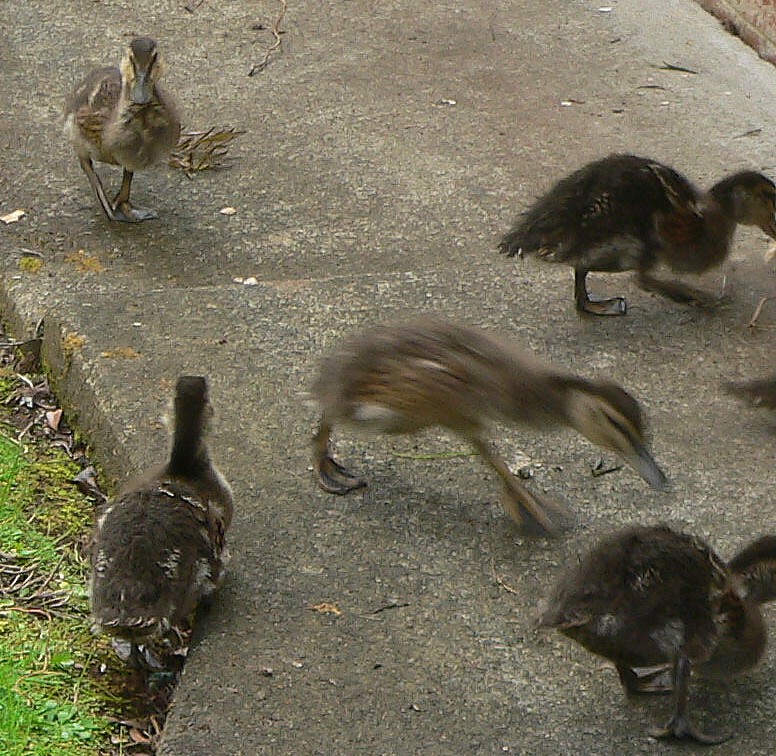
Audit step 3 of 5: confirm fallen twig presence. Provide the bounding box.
[248,0,287,75]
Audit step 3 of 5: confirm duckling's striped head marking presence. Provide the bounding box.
[120,37,164,106]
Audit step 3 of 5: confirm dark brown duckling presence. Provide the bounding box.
[499,154,776,315]
[311,316,667,536]
[64,37,181,222]
[541,525,776,744]
[89,376,233,669]
[726,374,776,409]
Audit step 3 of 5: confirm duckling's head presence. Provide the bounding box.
[119,37,164,106]
[174,375,212,430]
[713,172,776,239]
[565,380,668,491]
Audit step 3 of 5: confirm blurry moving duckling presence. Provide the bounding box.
[89,376,233,669]
[64,37,181,222]
[726,374,776,409]
[311,317,667,536]
[541,525,776,744]
[499,154,776,315]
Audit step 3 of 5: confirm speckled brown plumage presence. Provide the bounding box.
[311,316,667,536]
[89,376,233,669]
[541,525,776,743]
[500,154,776,315]
[64,37,180,222]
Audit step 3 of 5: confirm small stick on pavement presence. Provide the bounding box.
[491,557,519,595]
[249,0,287,76]
[748,296,773,328]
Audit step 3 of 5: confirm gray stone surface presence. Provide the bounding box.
[1,0,775,753]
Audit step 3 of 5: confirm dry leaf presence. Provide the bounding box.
[128,727,152,745]
[45,408,63,431]
[1,209,25,224]
[310,602,342,616]
[169,126,245,176]
[220,206,238,216]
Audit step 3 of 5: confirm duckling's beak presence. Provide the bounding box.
[130,73,153,105]
[626,443,669,491]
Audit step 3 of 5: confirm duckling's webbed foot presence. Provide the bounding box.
[578,296,628,317]
[574,269,627,316]
[650,715,730,745]
[470,436,571,536]
[636,272,719,308]
[501,484,573,536]
[111,169,158,223]
[313,418,367,494]
[649,654,730,745]
[112,201,158,223]
[317,454,367,494]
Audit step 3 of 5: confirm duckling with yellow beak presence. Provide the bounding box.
[311,317,668,536]
[64,37,181,222]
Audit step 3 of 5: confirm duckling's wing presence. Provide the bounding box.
[65,67,121,152]
[500,155,683,261]
[90,483,225,636]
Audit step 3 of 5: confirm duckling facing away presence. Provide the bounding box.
[89,376,233,669]
[311,317,667,536]
[64,37,181,222]
[541,525,776,744]
[499,154,776,315]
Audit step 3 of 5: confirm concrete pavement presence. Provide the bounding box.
[1,0,775,753]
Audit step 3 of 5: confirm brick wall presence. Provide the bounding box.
[696,0,776,64]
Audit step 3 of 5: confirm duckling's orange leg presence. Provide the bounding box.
[574,269,627,316]
[313,418,367,494]
[469,437,570,536]
[636,271,717,308]
[650,654,730,745]
[112,169,158,222]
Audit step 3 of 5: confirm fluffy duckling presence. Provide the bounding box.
[499,154,776,315]
[89,376,233,669]
[64,37,181,222]
[541,525,776,743]
[311,317,667,536]
[726,374,776,409]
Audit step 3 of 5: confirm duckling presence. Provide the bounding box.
[311,317,667,536]
[64,37,181,222]
[499,154,776,315]
[726,374,776,409]
[89,376,233,669]
[541,525,776,744]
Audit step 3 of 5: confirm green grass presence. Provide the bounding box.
[0,413,117,755]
